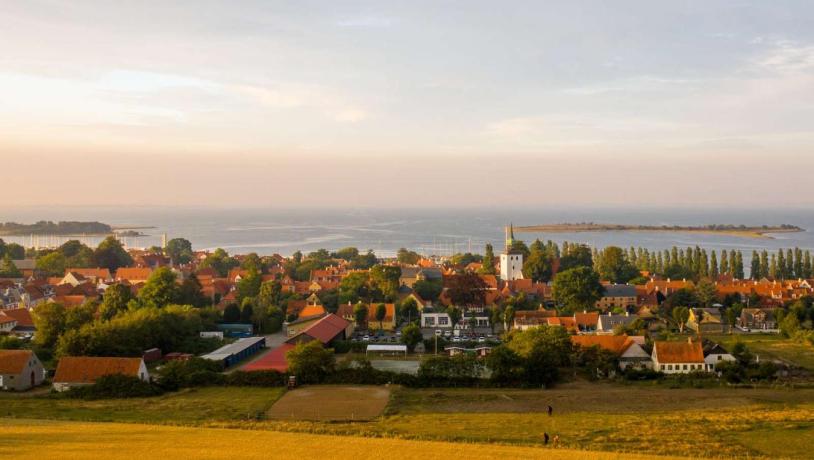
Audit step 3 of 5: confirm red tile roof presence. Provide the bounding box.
[0,350,34,374]
[571,335,635,354]
[288,313,350,345]
[654,341,704,364]
[242,344,295,372]
[0,308,34,327]
[54,357,144,384]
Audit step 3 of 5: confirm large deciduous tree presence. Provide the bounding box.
[552,267,604,313]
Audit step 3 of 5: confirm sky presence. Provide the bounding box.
[2,1,814,208]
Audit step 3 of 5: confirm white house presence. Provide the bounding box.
[571,335,652,370]
[703,341,736,370]
[421,312,452,329]
[0,350,45,391]
[652,340,711,374]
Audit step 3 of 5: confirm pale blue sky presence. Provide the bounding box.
[2,1,813,207]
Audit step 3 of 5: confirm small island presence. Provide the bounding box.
[0,221,151,237]
[514,223,804,239]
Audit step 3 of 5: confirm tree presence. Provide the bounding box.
[597,246,639,283]
[503,305,515,332]
[200,248,239,277]
[710,251,719,279]
[779,313,800,337]
[445,273,487,308]
[222,303,241,323]
[139,267,180,308]
[165,238,193,264]
[286,341,335,384]
[750,251,761,279]
[93,236,133,272]
[35,251,67,276]
[413,279,443,301]
[400,323,422,352]
[339,272,369,304]
[559,244,593,272]
[446,306,462,328]
[65,301,97,330]
[350,250,377,269]
[353,303,369,328]
[396,248,421,265]
[369,265,401,301]
[479,244,496,275]
[374,303,387,330]
[257,280,282,309]
[400,297,419,323]
[100,283,132,320]
[695,279,718,307]
[522,241,554,282]
[552,267,604,313]
[236,268,261,302]
[332,247,360,261]
[672,306,690,333]
[32,302,67,348]
[505,326,572,386]
[662,288,699,316]
[4,243,24,260]
[240,298,254,323]
[179,274,208,307]
[0,254,21,278]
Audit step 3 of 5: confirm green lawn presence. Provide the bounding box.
[3,383,814,459]
[707,334,814,370]
[0,386,284,424]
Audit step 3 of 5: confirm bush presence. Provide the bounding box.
[65,374,162,400]
[623,368,663,381]
[330,340,368,354]
[225,370,288,387]
[155,357,224,390]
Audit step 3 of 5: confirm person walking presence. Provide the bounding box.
[543,432,549,445]
[547,405,553,416]
[552,434,560,447]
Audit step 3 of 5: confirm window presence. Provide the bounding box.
[439,317,449,326]
[683,364,688,370]
[667,365,672,370]
[717,356,722,361]
[426,318,435,326]
[660,365,665,370]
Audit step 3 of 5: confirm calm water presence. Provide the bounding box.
[2,207,814,263]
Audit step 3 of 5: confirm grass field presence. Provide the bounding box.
[0,419,686,460]
[2,382,813,458]
[267,385,390,421]
[0,387,284,424]
[707,334,814,370]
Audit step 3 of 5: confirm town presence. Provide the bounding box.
[2,223,813,459]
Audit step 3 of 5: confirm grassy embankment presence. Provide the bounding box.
[3,383,814,458]
[707,333,814,370]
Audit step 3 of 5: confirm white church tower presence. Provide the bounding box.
[500,223,524,281]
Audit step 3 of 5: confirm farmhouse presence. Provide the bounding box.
[652,340,710,374]
[0,350,45,391]
[738,308,778,331]
[571,335,652,370]
[702,340,736,370]
[0,308,35,335]
[687,308,725,334]
[201,336,266,368]
[596,312,639,334]
[53,357,149,392]
[596,284,637,311]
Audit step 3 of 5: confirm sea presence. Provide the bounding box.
[2,207,814,265]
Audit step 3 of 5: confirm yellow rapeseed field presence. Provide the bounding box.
[0,419,686,460]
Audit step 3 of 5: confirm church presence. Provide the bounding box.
[500,224,524,281]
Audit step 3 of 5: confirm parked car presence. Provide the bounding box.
[362,335,370,342]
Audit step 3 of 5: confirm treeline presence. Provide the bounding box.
[0,221,113,235]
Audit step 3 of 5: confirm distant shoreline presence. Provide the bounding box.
[0,221,153,237]
[514,223,804,239]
